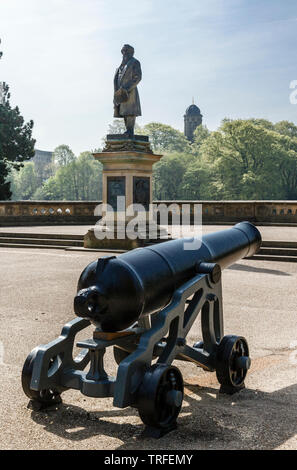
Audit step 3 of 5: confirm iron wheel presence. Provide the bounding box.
[21,348,63,407]
[216,335,251,394]
[137,364,184,430]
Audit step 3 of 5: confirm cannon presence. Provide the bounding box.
[22,222,261,437]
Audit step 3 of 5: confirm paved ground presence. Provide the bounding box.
[0,242,296,450]
[1,223,297,241]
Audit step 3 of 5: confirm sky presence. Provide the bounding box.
[1,0,297,154]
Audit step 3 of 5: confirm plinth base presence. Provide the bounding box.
[90,134,165,250]
[84,223,171,250]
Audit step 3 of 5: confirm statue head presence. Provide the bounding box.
[121,44,134,59]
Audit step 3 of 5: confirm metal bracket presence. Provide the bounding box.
[30,317,91,392]
[114,272,223,407]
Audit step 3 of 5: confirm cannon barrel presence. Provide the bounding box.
[74,222,261,332]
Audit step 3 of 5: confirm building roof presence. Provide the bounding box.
[185,104,201,116]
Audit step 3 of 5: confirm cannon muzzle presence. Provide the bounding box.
[74,222,261,331]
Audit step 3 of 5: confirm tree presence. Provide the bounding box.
[53,144,75,167]
[74,151,103,200]
[274,120,297,138]
[0,161,11,200]
[100,120,127,149]
[107,119,126,135]
[272,133,297,199]
[153,153,193,200]
[191,125,211,155]
[10,162,38,200]
[0,82,36,199]
[181,160,214,200]
[249,118,275,131]
[199,119,290,200]
[107,119,142,135]
[33,150,103,201]
[0,84,35,199]
[141,122,191,153]
[32,176,62,200]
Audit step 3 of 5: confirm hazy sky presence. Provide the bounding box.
[1,0,297,154]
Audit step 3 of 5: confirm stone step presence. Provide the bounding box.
[262,240,297,249]
[66,247,126,253]
[0,232,296,262]
[259,247,297,256]
[0,243,67,250]
[0,232,84,240]
[249,254,297,263]
[0,237,83,247]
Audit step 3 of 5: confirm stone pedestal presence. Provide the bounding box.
[84,135,169,250]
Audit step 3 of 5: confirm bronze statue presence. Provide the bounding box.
[114,44,142,138]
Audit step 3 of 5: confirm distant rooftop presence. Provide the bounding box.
[185,104,201,116]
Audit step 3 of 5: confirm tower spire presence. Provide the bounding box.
[184,99,203,142]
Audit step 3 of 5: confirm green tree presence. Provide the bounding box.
[272,133,297,199]
[107,119,142,135]
[249,118,275,131]
[32,177,62,200]
[74,151,103,200]
[142,122,191,153]
[199,119,288,200]
[274,120,297,138]
[181,160,214,199]
[101,119,142,148]
[53,144,75,167]
[0,82,35,199]
[108,119,126,134]
[191,125,211,155]
[33,150,102,201]
[0,40,35,199]
[153,153,193,200]
[10,162,39,200]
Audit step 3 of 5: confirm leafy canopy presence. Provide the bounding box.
[8,118,297,202]
[0,40,35,199]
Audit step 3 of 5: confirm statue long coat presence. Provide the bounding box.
[114,57,142,117]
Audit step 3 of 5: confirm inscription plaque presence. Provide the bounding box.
[133,177,150,211]
[107,177,126,210]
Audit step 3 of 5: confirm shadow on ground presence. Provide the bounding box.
[228,263,291,277]
[29,381,297,450]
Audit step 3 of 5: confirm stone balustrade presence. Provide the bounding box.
[156,200,297,224]
[0,201,99,226]
[0,200,297,226]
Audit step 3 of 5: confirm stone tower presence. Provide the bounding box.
[184,101,203,142]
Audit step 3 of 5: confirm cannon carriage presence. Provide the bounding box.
[22,222,261,436]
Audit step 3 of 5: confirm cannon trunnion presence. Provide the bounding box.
[22,222,261,437]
